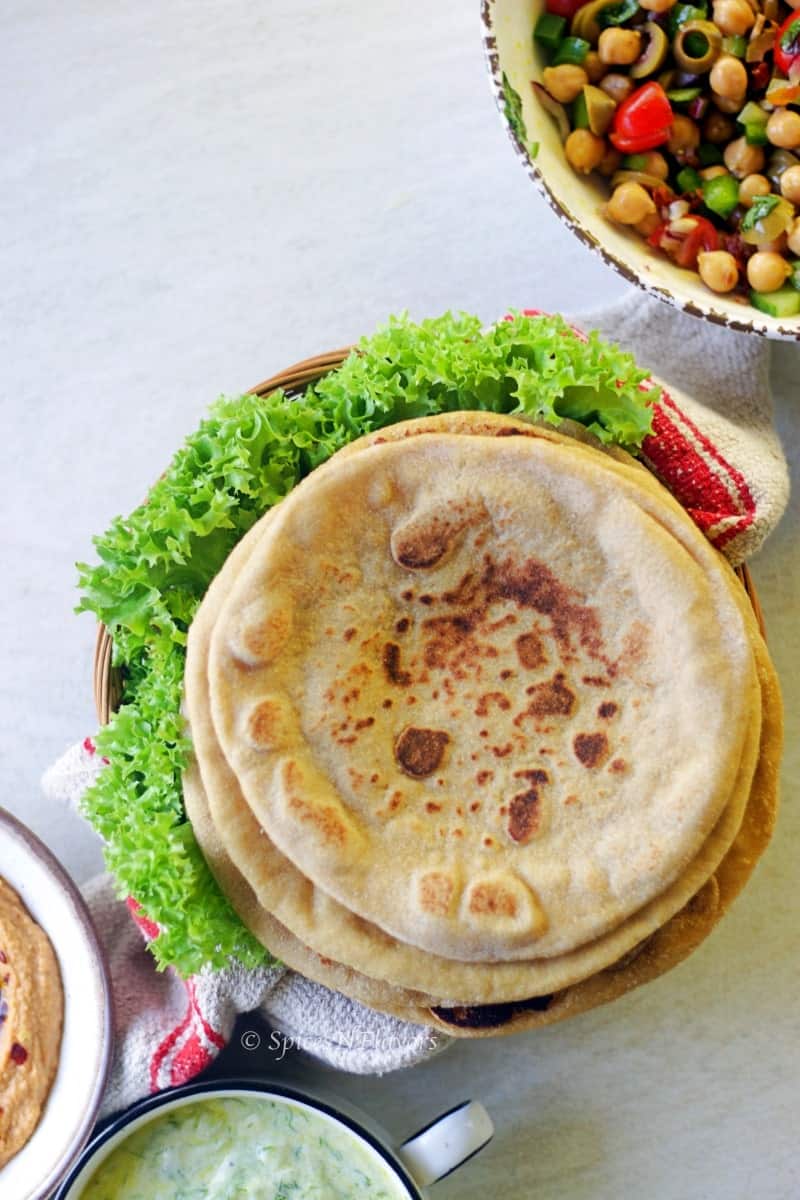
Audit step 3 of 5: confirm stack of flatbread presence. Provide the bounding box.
[183,412,782,1037]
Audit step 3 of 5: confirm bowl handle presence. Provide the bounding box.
[395,1099,493,1187]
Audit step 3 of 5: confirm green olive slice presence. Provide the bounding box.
[630,22,669,79]
[583,84,617,135]
[672,20,723,73]
[571,0,621,45]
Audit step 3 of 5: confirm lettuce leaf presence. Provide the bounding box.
[77,311,655,976]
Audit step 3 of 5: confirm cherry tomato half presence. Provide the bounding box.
[774,12,800,79]
[610,82,673,153]
[546,0,586,18]
[648,216,719,269]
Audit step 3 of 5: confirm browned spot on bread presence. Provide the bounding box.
[402,589,414,601]
[395,726,450,778]
[499,668,514,680]
[392,526,451,570]
[354,716,374,731]
[245,698,284,749]
[507,769,548,843]
[492,743,513,758]
[469,882,518,918]
[419,594,434,605]
[395,617,410,634]
[515,672,576,724]
[426,801,442,813]
[470,800,482,812]
[598,701,618,719]
[286,776,348,847]
[515,631,547,670]
[474,691,511,717]
[382,642,411,687]
[609,758,627,774]
[343,627,356,641]
[564,794,578,805]
[418,872,455,916]
[382,698,393,709]
[574,732,610,769]
[476,770,494,786]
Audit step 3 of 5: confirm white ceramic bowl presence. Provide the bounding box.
[0,808,112,1200]
[482,0,800,340]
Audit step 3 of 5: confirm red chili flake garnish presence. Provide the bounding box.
[10,1043,28,1065]
[0,950,7,963]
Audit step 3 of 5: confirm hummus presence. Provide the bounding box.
[0,876,64,1169]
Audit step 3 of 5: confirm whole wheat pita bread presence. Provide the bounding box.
[184,414,765,1007]
[206,430,758,962]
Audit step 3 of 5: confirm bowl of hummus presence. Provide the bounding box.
[56,1079,493,1199]
[0,807,112,1200]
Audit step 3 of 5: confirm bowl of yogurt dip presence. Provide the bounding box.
[55,1079,493,1199]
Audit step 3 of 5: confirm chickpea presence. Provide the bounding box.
[599,73,634,104]
[565,129,607,175]
[700,165,730,181]
[711,0,755,35]
[667,115,701,156]
[709,55,748,102]
[636,211,663,236]
[598,28,642,65]
[704,111,736,144]
[780,165,800,205]
[639,0,677,10]
[739,173,772,207]
[543,64,588,104]
[723,136,765,179]
[596,146,623,177]
[637,151,670,180]
[766,110,800,150]
[713,93,743,114]
[787,217,800,257]
[606,181,657,225]
[584,50,606,83]
[697,250,740,293]
[747,252,791,292]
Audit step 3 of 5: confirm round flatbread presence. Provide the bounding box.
[184,414,765,1006]
[206,430,757,962]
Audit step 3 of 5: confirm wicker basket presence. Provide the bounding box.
[92,349,766,724]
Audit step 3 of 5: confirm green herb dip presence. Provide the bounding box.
[78,1096,410,1199]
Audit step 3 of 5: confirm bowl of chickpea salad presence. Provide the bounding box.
[483,0,800,337]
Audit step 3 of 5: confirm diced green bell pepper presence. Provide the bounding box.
[534,12,567,50]
[702,172,739,218]
[597,0,640,27]
[667,86,702,103]
[667,2,708,38]
[572,90,590,129]
[788,261,800,292]
[749,286,800,318]
[552,35,590,65]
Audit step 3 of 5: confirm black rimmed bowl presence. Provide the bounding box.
[56,1078,493,1198]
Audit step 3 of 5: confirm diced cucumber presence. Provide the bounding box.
[722,34,746,56]
[676,166,702,193]
[702,172,739,218]
[622,154,649,170]
[737,101,768,128]
[749,287,800,318]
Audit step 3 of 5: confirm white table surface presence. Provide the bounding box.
[2,2,798,1197]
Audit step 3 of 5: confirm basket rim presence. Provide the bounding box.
[91,348,766,725]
